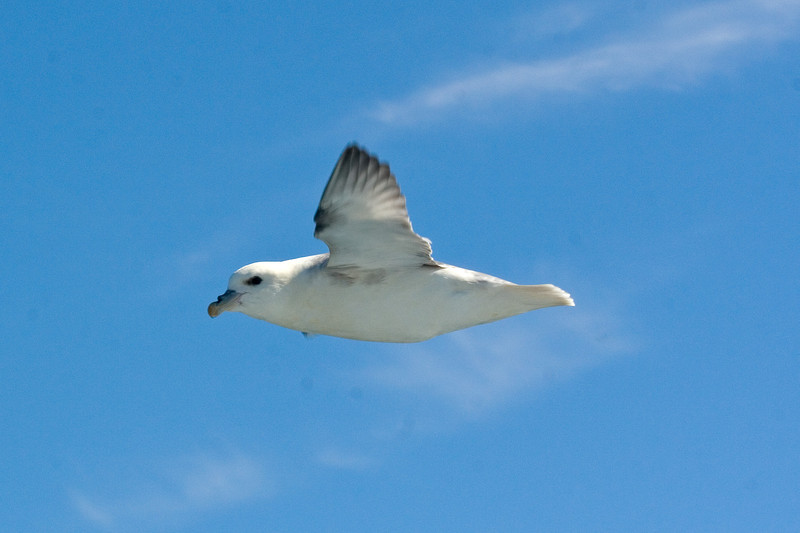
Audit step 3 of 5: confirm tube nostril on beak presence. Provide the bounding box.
[208,289,240,318]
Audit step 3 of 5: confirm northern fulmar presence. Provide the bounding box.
[208,145,573,342]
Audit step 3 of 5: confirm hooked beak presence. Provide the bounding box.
[208,289,243,318]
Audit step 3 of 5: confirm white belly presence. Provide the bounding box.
[262,265,528,342]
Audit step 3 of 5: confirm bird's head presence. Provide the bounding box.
[207,262,277,318]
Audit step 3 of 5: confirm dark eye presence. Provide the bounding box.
[245,276,262,286]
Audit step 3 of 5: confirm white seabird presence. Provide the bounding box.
[208,145,574,342]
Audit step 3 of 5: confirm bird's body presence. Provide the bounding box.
[221,254,571,342]
[209,145,573,342]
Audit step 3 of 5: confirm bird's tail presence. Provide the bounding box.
[506,283,575,311]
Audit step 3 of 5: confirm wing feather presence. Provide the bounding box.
[314,145,437,269]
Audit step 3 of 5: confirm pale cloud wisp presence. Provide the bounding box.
[372,0,800,124]
[71,450,271,531]
[360,303,635,416]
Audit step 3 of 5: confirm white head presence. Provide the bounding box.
[207,262,279,318]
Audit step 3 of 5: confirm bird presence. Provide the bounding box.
[208,144,574,342]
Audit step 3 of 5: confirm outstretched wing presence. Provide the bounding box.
[314,145,437,269]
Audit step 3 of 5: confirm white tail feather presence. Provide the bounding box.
[509,283,574,311]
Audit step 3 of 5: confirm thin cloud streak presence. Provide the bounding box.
[361,305,635,416]
[315,448,378,471]
[71,451,272,531]
[515,3,594,39]
[372,0,800,125]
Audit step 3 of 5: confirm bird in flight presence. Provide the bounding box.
[208,145,573,342]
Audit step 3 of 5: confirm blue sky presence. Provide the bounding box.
[2,1,799,531]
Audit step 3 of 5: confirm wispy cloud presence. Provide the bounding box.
[315,448,378,471]
[508,2,595,40]
[71,450,272,531]
[360,302,636,416]
[371,0,800,125]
